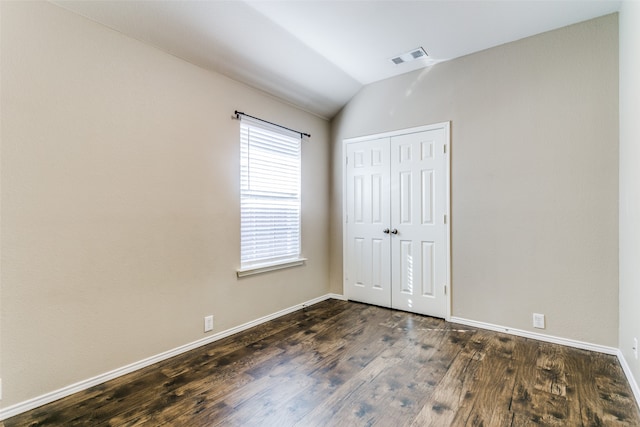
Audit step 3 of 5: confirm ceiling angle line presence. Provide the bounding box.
[233,110,311,139]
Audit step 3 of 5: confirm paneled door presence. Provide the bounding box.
[389,129,448,318]
[344,137,392,308]
[344,123,450,319]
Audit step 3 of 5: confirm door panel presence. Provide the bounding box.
[390,129,447,317]
[399,240,413,294]
[344,138,391,307]
[421,241,435,296]
[421,170,434,224]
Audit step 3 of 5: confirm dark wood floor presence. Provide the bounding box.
[4,299,640,426]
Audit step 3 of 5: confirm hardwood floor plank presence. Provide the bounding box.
[4,300,640,427]
[410,330,495,426]
[508,340,571,426]
[450,334,520,426]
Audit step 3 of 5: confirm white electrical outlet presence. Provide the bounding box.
[204,315,214,333]
[634,337,638,360]
[533,313,545,329]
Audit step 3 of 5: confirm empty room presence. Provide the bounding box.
[1,0,639,425]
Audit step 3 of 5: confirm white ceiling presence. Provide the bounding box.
[52,0,621,119]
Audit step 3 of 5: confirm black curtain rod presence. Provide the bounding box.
[234,110,311,139]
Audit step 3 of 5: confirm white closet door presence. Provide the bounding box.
[390,129,447,317]
[344,138,392,307]
[344,122,450,319]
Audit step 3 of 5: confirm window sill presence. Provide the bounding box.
[237,258,307,278]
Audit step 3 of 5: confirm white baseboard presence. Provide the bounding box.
[0,293,344,421]
[617,350,640,409]
[325,292,347,301]
[449,316,618,355]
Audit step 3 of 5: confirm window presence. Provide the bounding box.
[238,117,303,276]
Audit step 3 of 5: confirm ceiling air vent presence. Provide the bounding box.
[390,47,428,65]
[411,49,426,59]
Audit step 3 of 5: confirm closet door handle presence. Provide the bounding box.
[391,229,398,235]
[383,228,390,234]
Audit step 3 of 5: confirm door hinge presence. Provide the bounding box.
[346,156,349,165]
[444,144,447,154]
[444,285,447,295]
[444,214,447,224]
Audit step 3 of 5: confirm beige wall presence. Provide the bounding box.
[331,15,619,346]
[0,1,330,408]
[619,1,640,390]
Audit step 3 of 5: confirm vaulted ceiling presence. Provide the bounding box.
[52,0,621,119]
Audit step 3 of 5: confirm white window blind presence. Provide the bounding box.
[239,117,302,272]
